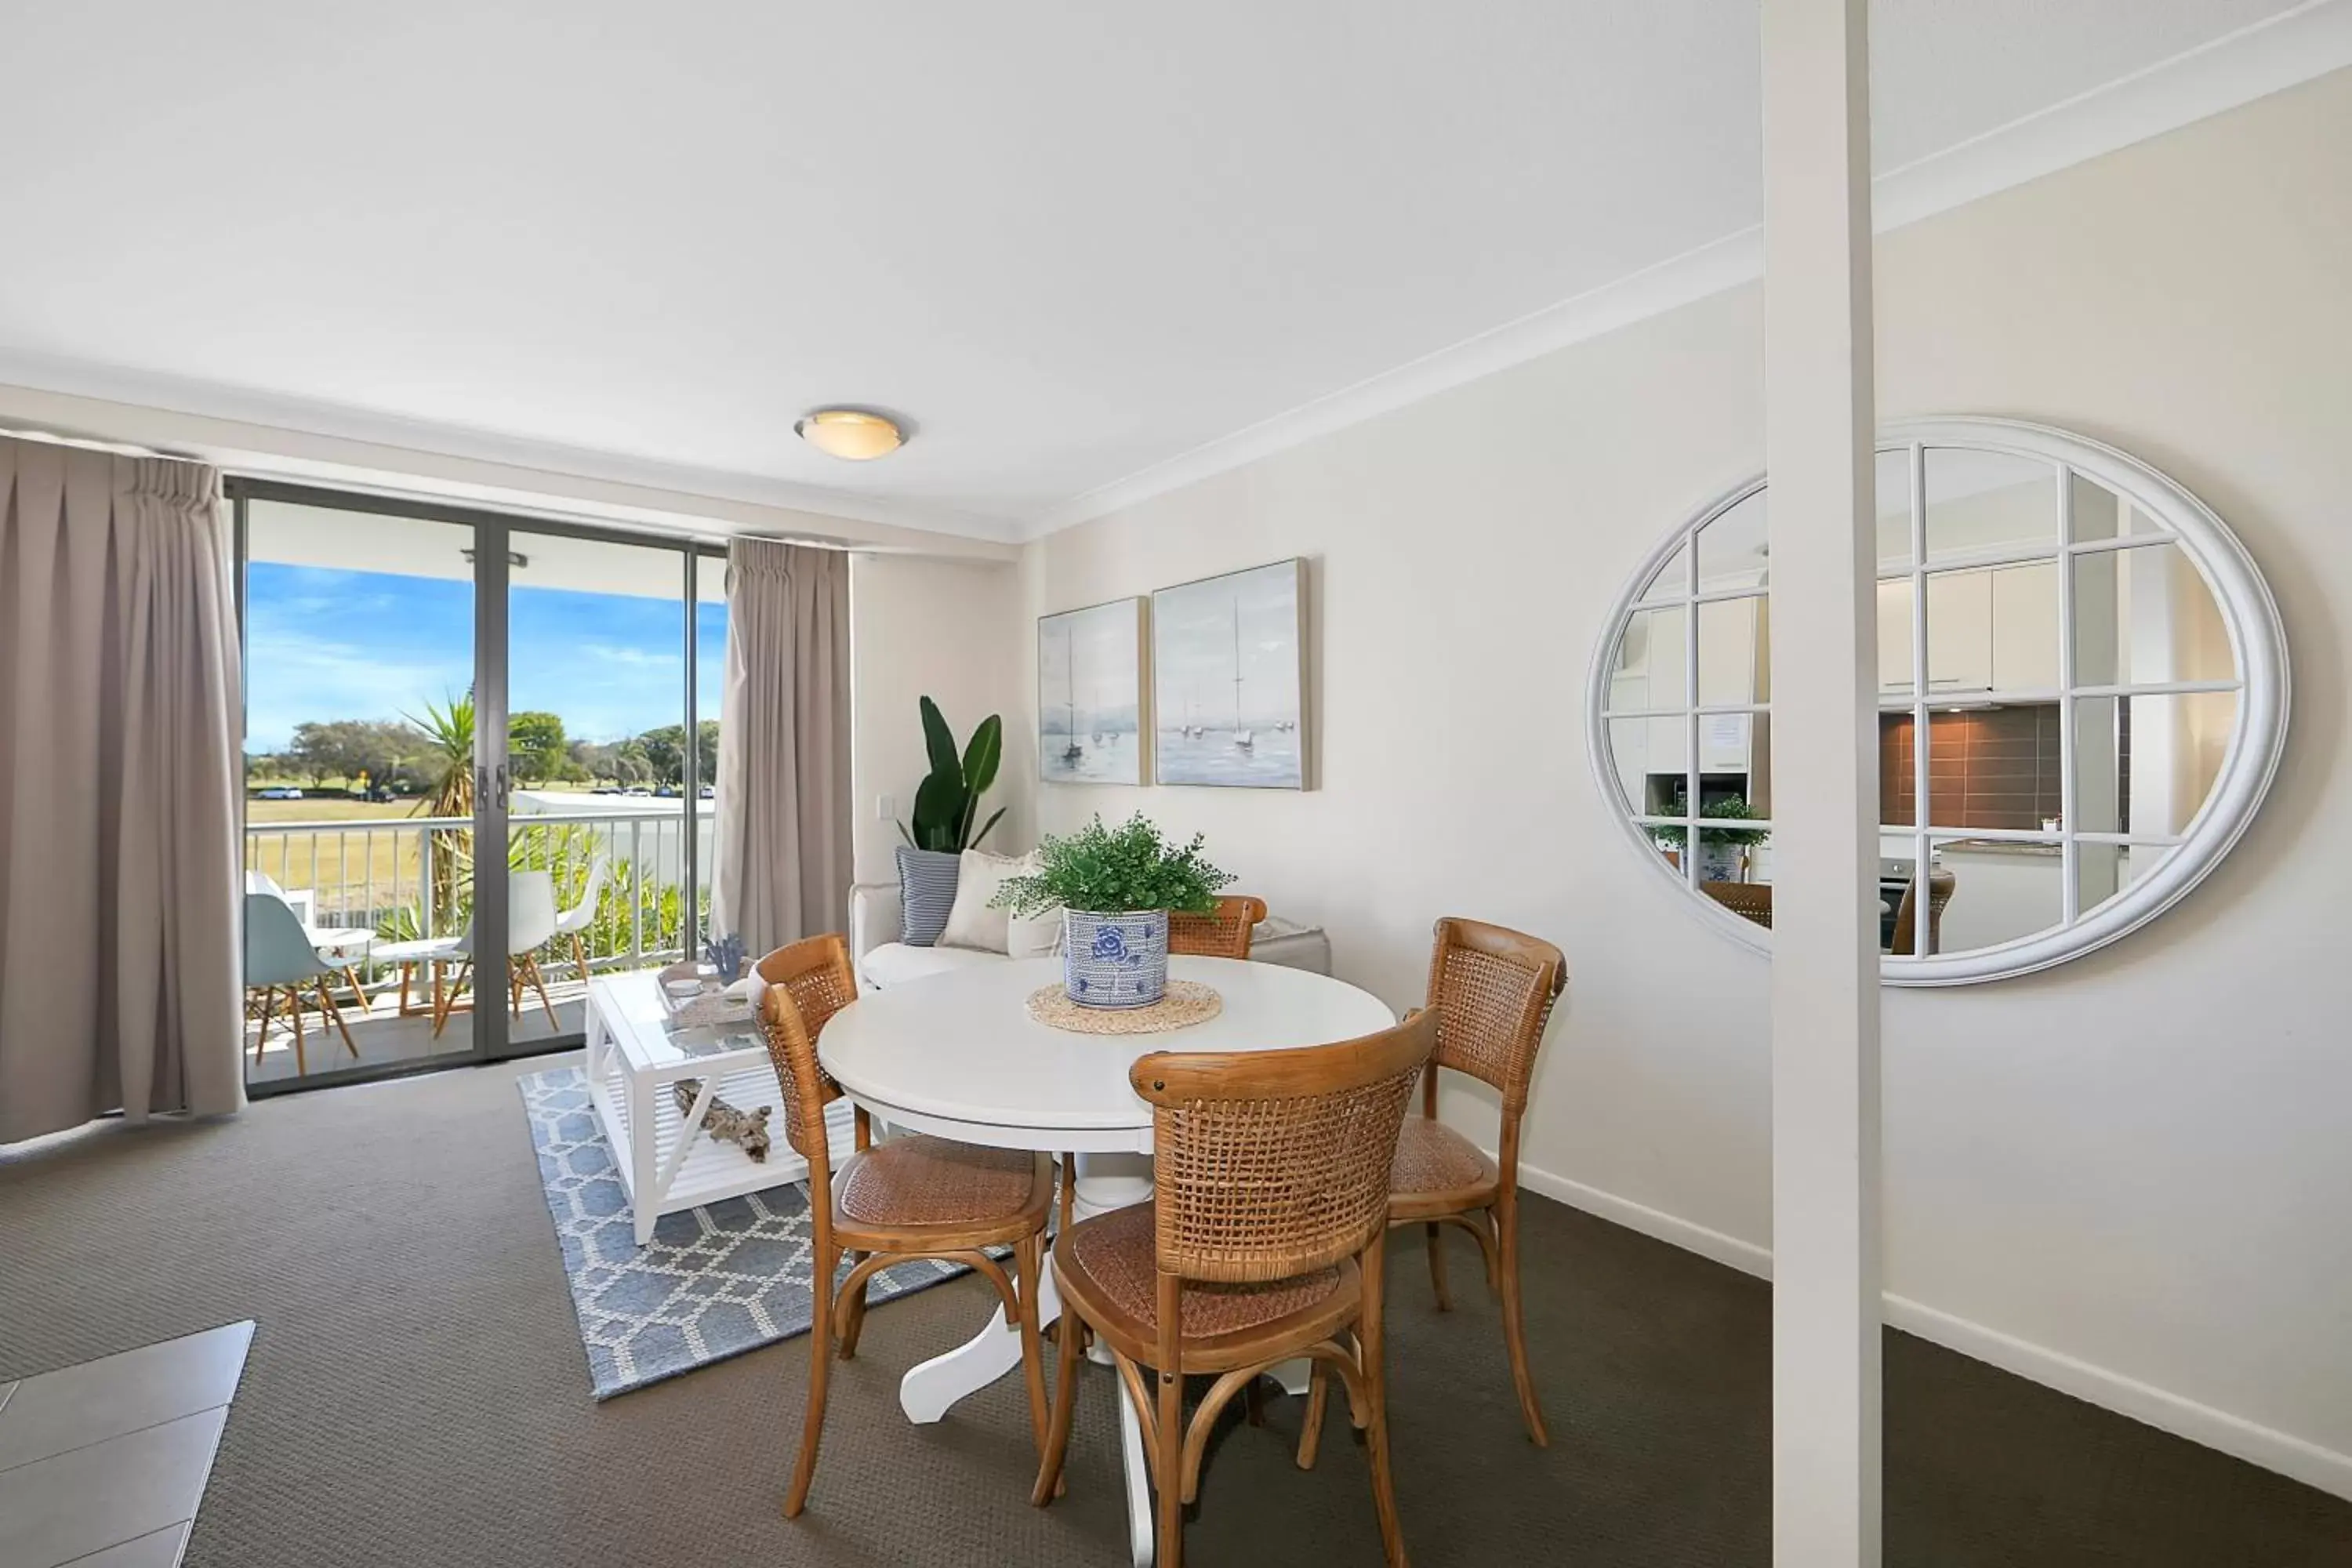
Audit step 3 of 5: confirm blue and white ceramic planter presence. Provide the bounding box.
[1062,909,1170,1009]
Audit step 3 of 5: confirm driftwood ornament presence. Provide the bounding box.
[673,1079,773,1163]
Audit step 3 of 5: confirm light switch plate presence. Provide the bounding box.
[876,793,895,821]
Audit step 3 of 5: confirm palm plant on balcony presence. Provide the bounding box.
[402,691,476,929]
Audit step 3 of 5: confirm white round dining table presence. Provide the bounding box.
[818,954,1396,1567]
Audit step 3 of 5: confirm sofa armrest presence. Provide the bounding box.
[849,880,902,963]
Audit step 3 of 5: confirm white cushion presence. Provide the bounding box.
[858,941,1004,990]
[938,848,1052,955]
[1006,902,1062,960]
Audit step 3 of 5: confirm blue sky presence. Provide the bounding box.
[245,563,727,751]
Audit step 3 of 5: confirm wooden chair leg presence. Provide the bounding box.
[569,931,590,983]
[509,964,524,1019]
[1425,1220,1453,1311]
[1297,1359,1331,1468]
[250,987,273,1060]
[1014,1234,1051,1456]
[315,978,358,1058]
[1058,1152,1076,1233]
[332,964,370,1018]
[433,960,470,1039]
[524,954,560,1028]
[1243,1375,1266,1426]
[837,1255,872,1359]
[1497,1191,1548,1447]
[785,1239,839,1517]
[286,985,308,1075]
[1155,1361,1185,1568]
[277,987,305,1076]
[1360,1233,1408,1567]
[1032,1299,1084,1506]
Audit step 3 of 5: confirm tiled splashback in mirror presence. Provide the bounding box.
[1880,704,2074,832]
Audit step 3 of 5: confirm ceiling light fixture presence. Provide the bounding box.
[795,408,904,461]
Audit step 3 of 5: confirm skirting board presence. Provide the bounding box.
[1510,1158,2352,1503]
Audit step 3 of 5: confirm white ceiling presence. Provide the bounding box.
[0,2,2333,541]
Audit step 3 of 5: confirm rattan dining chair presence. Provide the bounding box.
[1888,866,1958,956]
[1387,917,1566,1446]
[755,934,1056,1519]
[1700,879,1773,928]
[1165,894,1269,960]
[1032,1011,1438,1568]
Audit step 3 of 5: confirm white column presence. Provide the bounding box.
[1761,2,1882,1565]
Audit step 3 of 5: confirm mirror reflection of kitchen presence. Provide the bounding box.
[1606,451,2242,960]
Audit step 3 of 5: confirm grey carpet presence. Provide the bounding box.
[0,1057,2344,1568]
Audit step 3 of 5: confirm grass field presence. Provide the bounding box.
[245,798,441,912]
[241,792,693,946]
[246,797,420,826]
[243,790,608,902]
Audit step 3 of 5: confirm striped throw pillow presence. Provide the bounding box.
[895,846,962,948]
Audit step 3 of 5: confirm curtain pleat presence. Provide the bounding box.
[710,539,851,957]
[0,437,245,1141]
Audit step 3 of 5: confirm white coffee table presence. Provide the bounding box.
[583,971,856,1244]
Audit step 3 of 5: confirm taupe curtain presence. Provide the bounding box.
[711,539,851,957]
[0,437,244,1140]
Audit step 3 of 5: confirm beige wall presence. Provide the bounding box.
[1014,70,2352,1490]
[848,554,1026,890]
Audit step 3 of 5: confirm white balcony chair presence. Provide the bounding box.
[245,891,359,1076]
[244,869,376,997]
[433,870,564,1036]
[553,857,609,982]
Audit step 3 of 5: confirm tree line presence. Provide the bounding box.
[248,713,721,792]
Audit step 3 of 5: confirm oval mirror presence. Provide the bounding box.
[1588,417,2288,985]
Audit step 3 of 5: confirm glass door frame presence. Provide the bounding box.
[230,476,727,1095]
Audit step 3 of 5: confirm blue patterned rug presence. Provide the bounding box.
[519,1063,975,1399]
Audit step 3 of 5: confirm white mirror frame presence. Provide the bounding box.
[1585,416,2290,985]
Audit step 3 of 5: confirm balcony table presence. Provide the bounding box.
[367,936,465,1020]
[818,954,1395,1568]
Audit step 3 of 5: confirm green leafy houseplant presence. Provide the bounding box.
[994,814,1233,917]
[1649,794,1770,851]
[895,696,1005,853]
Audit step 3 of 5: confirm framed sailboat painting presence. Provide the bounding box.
[1037,597,1149,785]
[1152,558,1308,789]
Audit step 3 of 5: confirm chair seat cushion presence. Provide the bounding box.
[1062,1203,1345,1340]
[1389,1116,1499,1204]
[857,941,1004,989]
[835,1136,1042,1229]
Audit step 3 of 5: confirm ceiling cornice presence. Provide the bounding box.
[0,348,1024,547]
[1023,0,2352,540]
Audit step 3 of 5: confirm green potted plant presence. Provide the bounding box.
[895,696,1005,855]
[995,814,1233,1008]
[1650,794,1770,882]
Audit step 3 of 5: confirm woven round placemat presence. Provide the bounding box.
[1025,979,1223,1035]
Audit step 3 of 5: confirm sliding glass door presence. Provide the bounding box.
[232,481,724,1094]
[502,528,701,1047]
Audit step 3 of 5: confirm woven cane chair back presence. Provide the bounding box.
[1424,917,1565,1117]
[754,935,858,1162]
[1167,895,1269,960]
[1130,1011,1436,1285]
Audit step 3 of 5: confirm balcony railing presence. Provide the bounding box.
[244,804,717,979]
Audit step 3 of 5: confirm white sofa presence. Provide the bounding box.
[849,881,1332,990]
